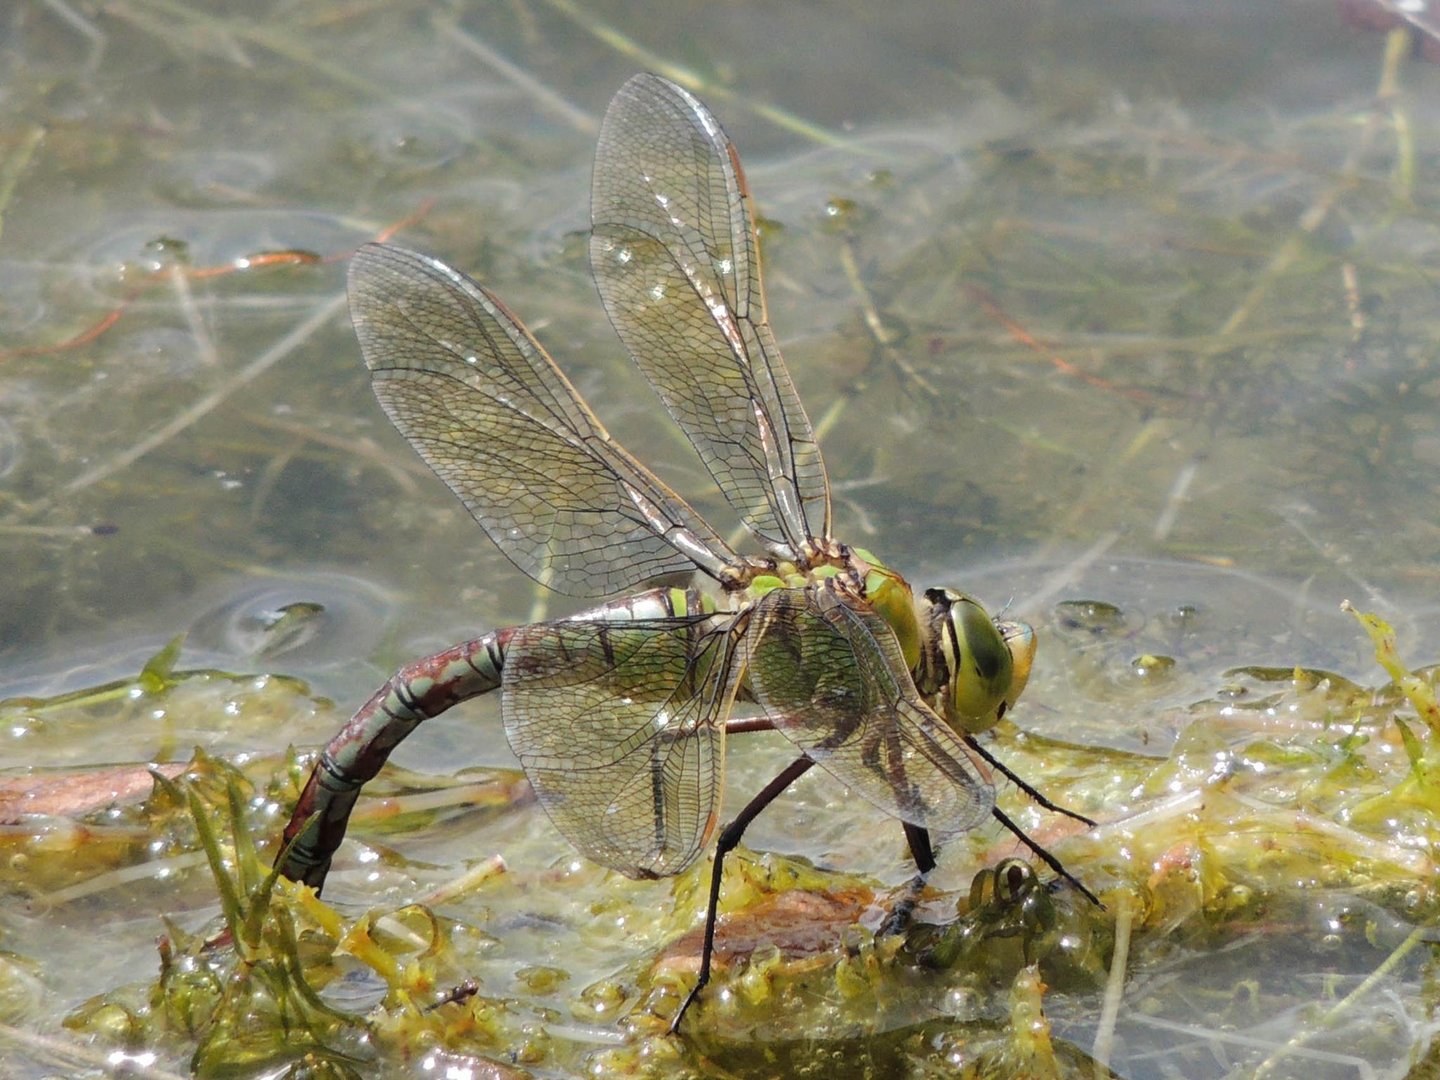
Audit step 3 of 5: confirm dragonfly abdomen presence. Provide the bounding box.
[277,630,514,887]
[278,587,715,889]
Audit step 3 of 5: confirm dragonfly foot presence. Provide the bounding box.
[667,978,707,1036]
[991,805,1102,908]
[877,869,930,938]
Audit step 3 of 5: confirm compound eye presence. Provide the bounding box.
[996,619,1037,710]
[945,596,1013,734]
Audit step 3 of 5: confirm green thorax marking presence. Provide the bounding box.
[666,586,718,617]
[733,547,922,673]
[852,548,922,672]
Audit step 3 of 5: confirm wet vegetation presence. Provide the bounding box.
[1,599,1436,1077]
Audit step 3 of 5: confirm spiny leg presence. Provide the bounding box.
[964,733,1096,827]
[724,716,779,736]
[669,755,815,1035]
[991,804,1102,907]
[725,712,941,936]
[960,734,1099,905]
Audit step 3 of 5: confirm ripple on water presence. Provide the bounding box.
[152,149,281,206]
[185,571,394,671]
[44,209,357,305]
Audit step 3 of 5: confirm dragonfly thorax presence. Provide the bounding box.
[728,544,928,674]
[916,588,1036,736]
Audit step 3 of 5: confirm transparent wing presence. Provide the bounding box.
[742,587,994,835]
[591,73,830,560]
[349,242,740,597]
[502,613,742,878]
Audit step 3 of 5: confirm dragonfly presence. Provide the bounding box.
[277,73,1091,1032]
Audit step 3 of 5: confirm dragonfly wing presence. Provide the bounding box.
[349,243,739,597]
[591,73,830,559]
[502,613,742,878]
[742,587,994,836]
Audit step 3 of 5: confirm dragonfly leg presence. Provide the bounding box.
[990,804,1102,908]
[874,823,937,938]
[723,716,777,736]
[902,821,935,874]
[963,734,1096,827]
[277,632,510,890]
[669,755,815,1035]
[957,735,1100,905]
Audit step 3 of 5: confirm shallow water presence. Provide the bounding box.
[3,1,1440,1077]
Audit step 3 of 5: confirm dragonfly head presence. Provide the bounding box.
[921,588,1036,735]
